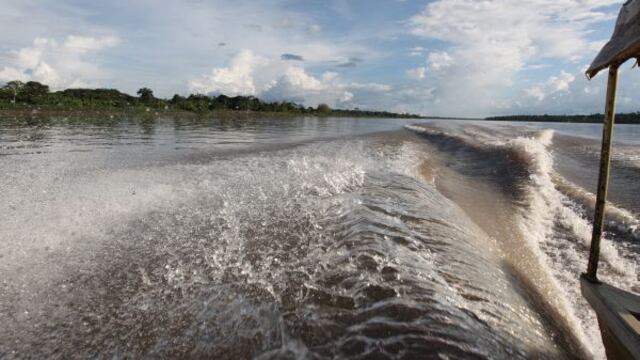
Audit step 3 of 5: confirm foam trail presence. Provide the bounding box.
[492,129,599,356]
[553,175,640,240]
[406,123,639,359]
[488,129,638,358]
[4,118,637,358]
[0,135,571,358]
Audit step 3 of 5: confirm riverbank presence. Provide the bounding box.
[0,81,424,120]
[0,107,425,124]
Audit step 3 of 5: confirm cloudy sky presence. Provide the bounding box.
[0,0,637,117]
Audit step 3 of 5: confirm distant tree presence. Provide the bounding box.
[137,87,155,103]
[317,103,331,113]
[2,80,25,103]
[0,80,425,118]
[213,94,231,109]
[21,81,50,103]
[171,94,185,103]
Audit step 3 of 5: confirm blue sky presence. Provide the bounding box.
[0,0,637,117]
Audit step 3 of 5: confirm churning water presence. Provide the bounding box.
[0,116,638,359]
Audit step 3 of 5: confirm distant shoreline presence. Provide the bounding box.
[485,114,640,124]
[0,108,487,122]
[0,107,427,121]
[0,80,425,120]
[6,108,640,125]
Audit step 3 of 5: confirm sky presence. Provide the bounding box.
[0,0,638,117]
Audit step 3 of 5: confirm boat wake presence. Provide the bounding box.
[1,137,574,359]
[2,120,638,359]
[407,123,640,359]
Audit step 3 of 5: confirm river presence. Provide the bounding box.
[1,116,638,359]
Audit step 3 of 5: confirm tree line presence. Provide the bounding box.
[486,113,640,124]
[0,80,423,118]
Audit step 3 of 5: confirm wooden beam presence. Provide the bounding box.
[581,275,640,359]
[586,65,618,282]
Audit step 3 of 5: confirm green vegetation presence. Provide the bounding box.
[486,114,640,124]
[0,80,424,119]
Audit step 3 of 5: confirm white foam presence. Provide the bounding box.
[553,175,640,240]
[498,129,639,358]
[492,130,597,354]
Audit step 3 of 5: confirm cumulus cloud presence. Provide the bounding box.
[261,67,391,106]
[62,35,120,54]
[525,70,577,102]
[0,35,120,89]
[0,0,627,116]
[504,63,640,116]
[188,50,263,96]
[0,0,374,97]
[189,50,391,107]
[426,51,453,71]
[408,46,426,56]
[406,67,426,80]
[407,0,619,116]
[525,86,546,102]
[264,67,352,104]
[550,71,577,93]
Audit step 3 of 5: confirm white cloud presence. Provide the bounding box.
[345,82,391,92]
[261,66,357,106]
[0,0,374,97]
[508,64,640,116]
[408,46,426,56]
[525,71,576,102]
[525,86,546,102]
[549,71,576,92]
[406,66,426,80]
[0,35,120,89]
[277,67,324,91]
[189,50,391,108]
[404,50,453,84]
[62,35,120,54]
[0,67,24,83]
[407,0,619,116]
[525,64,552,70]
[188,50,263,96]
[0,0,627,116]
[426,51,453,71]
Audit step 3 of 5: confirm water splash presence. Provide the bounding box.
[1,137,568,358]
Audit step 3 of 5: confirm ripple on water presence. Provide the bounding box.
[1,139,572,359]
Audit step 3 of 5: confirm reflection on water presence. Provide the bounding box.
[0,116,418,158]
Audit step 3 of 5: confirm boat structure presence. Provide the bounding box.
[582,0,640,358]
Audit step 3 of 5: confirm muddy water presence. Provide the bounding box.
[1,116,638,359]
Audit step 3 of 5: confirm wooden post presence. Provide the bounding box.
[586,65,619,283]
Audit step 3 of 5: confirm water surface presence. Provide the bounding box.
[1,116,638,359]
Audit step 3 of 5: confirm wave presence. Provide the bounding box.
[552,175,640,240]
[0,138,573,358]
[406,123,639,359]
[4,121,638,358]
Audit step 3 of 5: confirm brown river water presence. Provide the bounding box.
[1,116,639,359]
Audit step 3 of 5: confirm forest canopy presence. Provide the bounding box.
[0,80,423,119]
